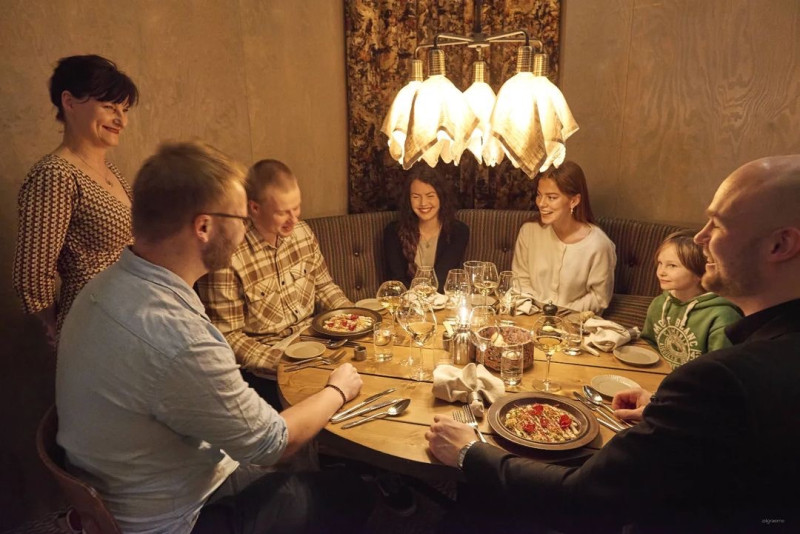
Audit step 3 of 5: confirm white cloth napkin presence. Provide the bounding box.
[584,317,641,352]
[513,294,541,316]
[429,293,449,310]
[432,363,505,418]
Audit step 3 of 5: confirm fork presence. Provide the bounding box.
[453,404,488,443]
[285,349,347,372]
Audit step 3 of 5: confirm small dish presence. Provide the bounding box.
[590,375,641,399]
[355,298,384,312]
[284,341,326,360]
[614,345,660,367]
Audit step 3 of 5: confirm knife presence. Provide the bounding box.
[572,392,625,431]
[329,397,402,424]
[330,388,397,422]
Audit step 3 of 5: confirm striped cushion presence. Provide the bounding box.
[603,294,654,329]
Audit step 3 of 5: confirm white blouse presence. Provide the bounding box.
[511,222,616,314]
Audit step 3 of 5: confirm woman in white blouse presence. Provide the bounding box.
[511,161,616,314]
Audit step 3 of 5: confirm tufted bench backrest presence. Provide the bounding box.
[305,210,691,311]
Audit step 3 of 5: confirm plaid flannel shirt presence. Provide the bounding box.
[196,220,350,376]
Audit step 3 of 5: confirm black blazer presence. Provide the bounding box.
[382,220,469,292]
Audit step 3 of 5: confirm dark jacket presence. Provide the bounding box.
[462,299,800,533]
[383,219,469,292]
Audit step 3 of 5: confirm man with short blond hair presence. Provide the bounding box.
[427,155,800,532]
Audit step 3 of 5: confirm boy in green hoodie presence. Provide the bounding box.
[641,230,742,368]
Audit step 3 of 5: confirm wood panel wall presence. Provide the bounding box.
[560,0,800,226]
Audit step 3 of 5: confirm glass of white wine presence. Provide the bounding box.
[443,268,468,309]
[531,315,566,392]
[396,291,437,381]
[411,266,439,300]
[376,280,407,328]
[473,262,499,306]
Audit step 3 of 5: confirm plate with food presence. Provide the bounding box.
[284,341,326,360]
[487,392,599,451]
[613,345,660,367]
[311,307,381,338]
[590,375,641,399]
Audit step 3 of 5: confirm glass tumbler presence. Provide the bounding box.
[501,344,524,387]
[373,321,394,362]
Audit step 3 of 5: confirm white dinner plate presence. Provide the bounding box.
[284,341,326,360]
[590,374,641,399]
[355,298,384,312]
[613,345,661,367]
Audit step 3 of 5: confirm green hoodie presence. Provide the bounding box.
[641,291,742,369]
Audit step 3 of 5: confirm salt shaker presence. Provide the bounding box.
[451,325,474,365]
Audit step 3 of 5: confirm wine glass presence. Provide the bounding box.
[474,262,499,306]
[496,271,521,315]
[396,291,437,381]
[412,266,439,297]
[443,268,469,309]
[463,260,483,306]
[376,280,407,328]
[468,305,496,366]
[410,276,437,301]
[531,315,566,392]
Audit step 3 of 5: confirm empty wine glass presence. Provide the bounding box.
[474,262,499,306]
[396,291,437,381]
[531,315,566,392]
[496,271,521,315]
[443,268,469,309]
[376,280,407,328]
[463,260,483,306]
[468,305,496,366]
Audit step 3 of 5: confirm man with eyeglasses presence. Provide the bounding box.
[196,159,351,407]
[56,142,372,533]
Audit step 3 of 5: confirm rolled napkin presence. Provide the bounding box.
[584,317,641,352]
[432,363,505,418]
[513,294,541,316]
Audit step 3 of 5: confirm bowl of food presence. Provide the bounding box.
[474,325,533,372]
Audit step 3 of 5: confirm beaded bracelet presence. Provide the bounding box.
[325,383,347,408]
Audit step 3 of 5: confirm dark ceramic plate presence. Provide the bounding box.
[487,392,599,451]
[311,307,382,339]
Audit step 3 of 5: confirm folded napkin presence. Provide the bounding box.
[513,294,541,316]
[429,293,449,310]
[432,363,505,418]
[584,317,641,352]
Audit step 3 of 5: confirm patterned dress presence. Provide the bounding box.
[13,153,133,334]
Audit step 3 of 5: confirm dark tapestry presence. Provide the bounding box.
[344,0,563,213]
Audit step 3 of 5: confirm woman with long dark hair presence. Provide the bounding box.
[511,161,616,313]
[13,55,139,346]
[383,166,469,291]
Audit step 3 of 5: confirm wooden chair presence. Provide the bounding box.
[36,405,122,534]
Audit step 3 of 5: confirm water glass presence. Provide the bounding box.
[563,317,584,356]
[463,260,484,305]
[443,268,468,309]
[501,344,523,387]
[373,322,394,362]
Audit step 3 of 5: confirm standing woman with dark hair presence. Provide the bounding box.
[13,55,139,347]
[511,161,616,314]
[383,166,469,291]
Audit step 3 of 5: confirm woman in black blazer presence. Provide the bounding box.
[383,165,469,292]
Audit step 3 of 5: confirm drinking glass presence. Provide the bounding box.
[496,271,521,315]
[373,321,394,362]
[376,280,407,328]
[562,314,584,356]
[468,305,496,366]
[501,343,524,387]
[414,266,439,295]
[531,315,565,392]
[463,260,484,306]
[410,276,437,301]
[443,268,469,310]
[396,292,437,381]
[474,262,499,306]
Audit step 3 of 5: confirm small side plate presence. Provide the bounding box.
[355,298,385,312]
[284,341,326,360]
[590,375,641,399]
[613,345,660,367]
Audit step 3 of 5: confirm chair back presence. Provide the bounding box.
[36,405,122,534]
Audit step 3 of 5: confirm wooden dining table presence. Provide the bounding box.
[277,309,671,482]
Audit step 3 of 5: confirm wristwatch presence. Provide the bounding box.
[457,440,478,470]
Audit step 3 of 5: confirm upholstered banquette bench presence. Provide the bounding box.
[306,210,689,328]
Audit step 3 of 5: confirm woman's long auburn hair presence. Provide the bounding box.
[396,165,458,279]
[533,160,595,224]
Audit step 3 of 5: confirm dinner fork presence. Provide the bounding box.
[454,404,488,443]
[285,349,347,372]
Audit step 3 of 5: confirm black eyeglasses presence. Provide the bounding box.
[203,213,249,226]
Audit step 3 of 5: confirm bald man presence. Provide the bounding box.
[426,156,800,533]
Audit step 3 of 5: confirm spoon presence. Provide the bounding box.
[583,385,634,428]
[341,398,411,429]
